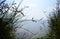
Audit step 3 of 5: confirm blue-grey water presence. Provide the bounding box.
[16,19,50,39]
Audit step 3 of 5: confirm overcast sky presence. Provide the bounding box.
[6,0,56,20]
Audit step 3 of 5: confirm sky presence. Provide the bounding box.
[6,0,56,20]
[21,0,56,20]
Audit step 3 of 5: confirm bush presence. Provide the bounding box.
[0,0,24,39]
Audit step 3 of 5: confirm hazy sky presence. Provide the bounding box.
[6,0,56,20]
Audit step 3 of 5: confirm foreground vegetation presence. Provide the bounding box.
[0,0,24,39]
